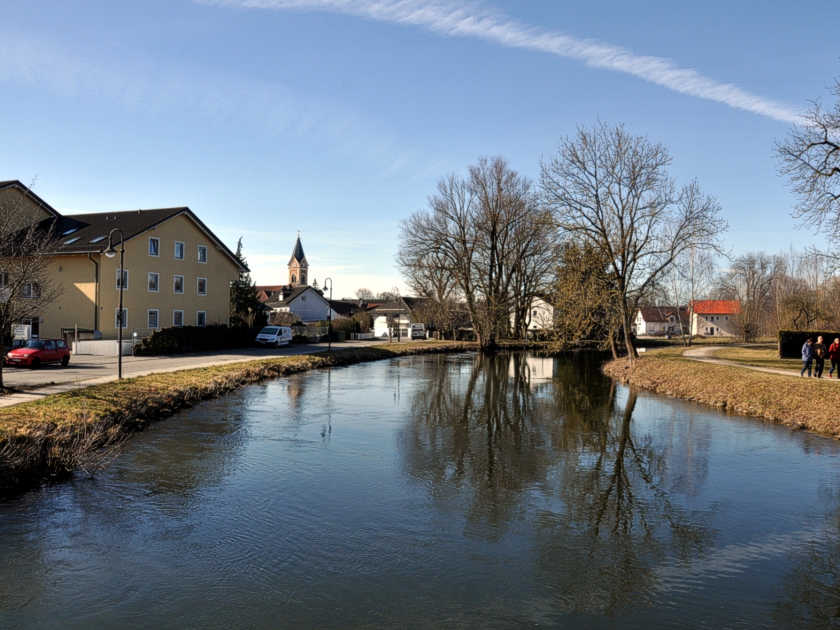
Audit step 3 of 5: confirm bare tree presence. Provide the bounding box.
[355,287,374,300]
[376,287,401,302]
[777,73,840,248]
[396,246,463,339]
[717,252,782,342]
[664,247,717,346]
[540,122,727,361]
[0,188,63,388]
[398,156,551,349]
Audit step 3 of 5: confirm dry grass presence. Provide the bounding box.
[711,345,801,372]
[0,341,473,495]
[604,352,840,438]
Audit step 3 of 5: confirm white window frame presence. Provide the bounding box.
[173,310,184,327]
[198,245,208,263]
[147,309,159,329]
[196,311,206,327]
[149,237,160,257]
[148,272,159,292]
[115,307,128,329]
[197,277,207,296]
[116,268,129,290]
[174,275,185,294]
[174,241,185,260]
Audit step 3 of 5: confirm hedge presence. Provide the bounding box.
[778,330,840,359]
[134,325,256,355]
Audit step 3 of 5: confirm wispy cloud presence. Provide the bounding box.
[205,0,803,123]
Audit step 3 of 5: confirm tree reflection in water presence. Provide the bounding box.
[401,352,717,613]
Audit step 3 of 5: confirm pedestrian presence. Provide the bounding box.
[829,337,840,378]
[814,335,827,378]
[801,338,814,377]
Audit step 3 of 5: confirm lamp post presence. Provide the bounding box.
[324,277,333,351]
[104,229,126,379]
[396,289,402,343]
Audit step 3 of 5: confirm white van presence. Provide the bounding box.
[256,326,292,348]
[410,323,426,340]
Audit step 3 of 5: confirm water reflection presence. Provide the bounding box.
[402,352,717,613]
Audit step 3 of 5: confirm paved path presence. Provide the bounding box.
[681,344,837,380]
[0,340,391,408]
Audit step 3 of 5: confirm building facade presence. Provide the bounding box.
[2,181,244,341]
[690,300,741,337]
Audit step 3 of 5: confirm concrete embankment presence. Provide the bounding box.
[0,342,473,497]
[603,350,840,438]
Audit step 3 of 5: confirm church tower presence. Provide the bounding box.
[288,232,308,287]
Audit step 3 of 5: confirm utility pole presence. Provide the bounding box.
[104,228,126,379]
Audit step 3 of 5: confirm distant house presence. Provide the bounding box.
[255,285,286,303]
[633,307,689,336]
[264,285,343,324]
[370,297,427,338]
[690,300,741,337]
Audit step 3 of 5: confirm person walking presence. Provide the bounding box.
[829,337,840,378]
[814,335,827,378]
[801,338,814,377]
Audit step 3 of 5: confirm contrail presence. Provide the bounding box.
[203,0,802,123]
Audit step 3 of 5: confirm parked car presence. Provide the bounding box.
[4,339,71,368]
[410,323,426,340]
[255,326,292,348]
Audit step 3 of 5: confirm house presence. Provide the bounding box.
[511,296,555,333]
[370,297,427,338]
[264,285,342,323]
[633,306,689,336]
[690,300,741,337]
[1,180,245,341]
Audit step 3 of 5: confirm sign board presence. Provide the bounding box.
[13,324,31,340]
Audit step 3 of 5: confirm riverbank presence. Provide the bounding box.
[604,348,840,438]
[0,341,473,497]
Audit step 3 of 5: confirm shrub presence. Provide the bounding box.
[778,330,840,359]
[134,325,255,355]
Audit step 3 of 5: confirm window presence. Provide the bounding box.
[90,236,106,243]
[174,241,185,260]
[61,228,78,236]
[149,237,160,257]
[198,245,207,263]
[173,310,184,327]
[196,311,206,327]
[57,340,67,349]
[174,275,184,294]
[291,274,296,284]
[116,268,128,290]
[44,341,55,350]
[532,309,538,317]
[0,272,7,287]
[22,283,41,299]
[301,295,306,302]
[115,308,128,328]
[148,272,159,292]
[147,309,159,329]
[197,278,207,296]
[64,237,81,245]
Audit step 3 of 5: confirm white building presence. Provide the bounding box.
[633,307,689,336]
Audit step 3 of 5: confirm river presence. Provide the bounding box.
[1,352,839,628]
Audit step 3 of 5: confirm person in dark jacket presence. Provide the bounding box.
[813,335,827,378]
[801,338,814,377]
[829,338,840,378]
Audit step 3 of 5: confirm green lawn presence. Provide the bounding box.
[712,345,804,372]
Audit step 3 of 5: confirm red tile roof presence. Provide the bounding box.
[690,300,741,315]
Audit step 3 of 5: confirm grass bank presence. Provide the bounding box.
[604,348,840,438]
[710,345,801,372]
[0,341,473,497]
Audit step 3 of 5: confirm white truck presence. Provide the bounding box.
[255,326,293,348]
[410,323,426,340]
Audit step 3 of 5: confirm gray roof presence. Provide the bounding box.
[265,285,314,307]
[371,297,427,314]
[31,207,246,271]
[289,235,306,265]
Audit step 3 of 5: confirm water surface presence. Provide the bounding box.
[1,352,839,628]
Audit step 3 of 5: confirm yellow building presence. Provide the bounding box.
[1,180,245,341]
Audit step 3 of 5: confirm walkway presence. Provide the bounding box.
[681,345,836,380]
[0,339,390,408]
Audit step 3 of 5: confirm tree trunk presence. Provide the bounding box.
[609,333,619,360]
[622,310,638,362]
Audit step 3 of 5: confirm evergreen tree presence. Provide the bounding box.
[230,238,266,327]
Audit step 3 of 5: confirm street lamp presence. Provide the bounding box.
[104,229,125,379]
[324,277,333,351]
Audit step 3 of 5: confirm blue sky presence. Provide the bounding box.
[1,1,837,296]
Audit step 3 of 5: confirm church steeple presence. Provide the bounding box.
[288,231,308,287]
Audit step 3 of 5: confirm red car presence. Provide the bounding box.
[4,339,71,369]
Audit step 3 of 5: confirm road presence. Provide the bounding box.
[681,344,839,380]
[0,339,391,408]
